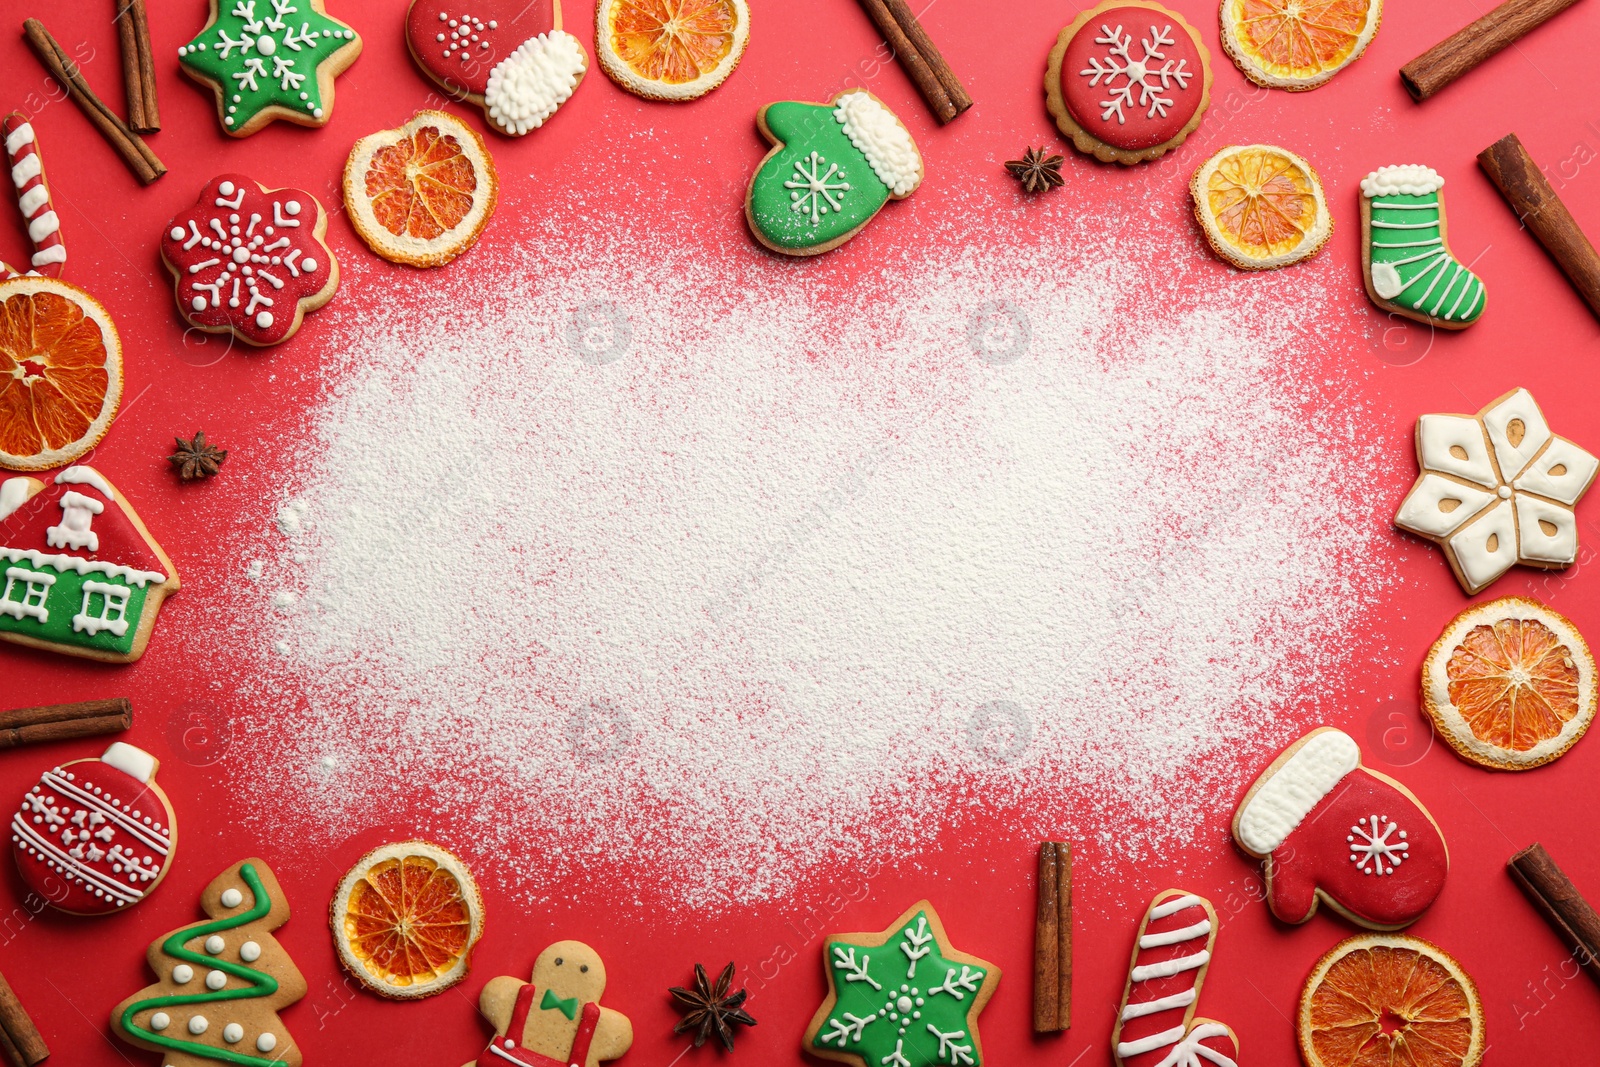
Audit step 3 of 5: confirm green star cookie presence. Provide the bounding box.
[804,901,1000,1067]
[178,0,363,137]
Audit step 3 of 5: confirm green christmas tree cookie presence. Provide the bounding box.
[178,0,363,137]
[804,901,999,1067]
[746,89,923,256]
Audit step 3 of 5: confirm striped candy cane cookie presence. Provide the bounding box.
[3,112,65,278]
[1112,890,1223,1067]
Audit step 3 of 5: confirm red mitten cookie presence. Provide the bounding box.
[11,742,175,915]
[161,176,339,348]
[1233,727,1449,930]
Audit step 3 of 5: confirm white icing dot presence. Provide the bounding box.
[257,34,276,56]
[169,226,185,240]
[177,45,187,56]
[437,32,446,41]
[225,116,235,126]
[285,201,302,216]
[240,941,262,962]
[301,258,318,272]
[256,312,274,329]
[257,1034,277,1053]
[313,107,324,118]
[221,887,243,908]
[219,181,235,195]
[206,970,227,990]
[438,10,446,18]
[223,1023,244,1043]
[205,935,226,954]
[150,1012,170,1031]
[188,1016,209,1035]
[172,965,194,984]
[191,296,208,311]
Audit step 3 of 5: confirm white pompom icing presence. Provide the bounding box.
[832,91,922,197]
[484,31,587,136]
[1360,164,1444,198]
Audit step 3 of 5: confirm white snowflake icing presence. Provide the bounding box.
[786,151,851,226]
[1078,22,1192,124]
[1348,814,1408,876]
[1394,388,1599,593]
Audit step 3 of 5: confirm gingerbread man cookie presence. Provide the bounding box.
[468,941,633,1067]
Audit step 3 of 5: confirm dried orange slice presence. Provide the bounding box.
[1220,0,1383,90]
[1299,934,1484,1067]
[0,276,122,471]
[1423,596,1595,770]
[1191,144,1332,270]
[343,110,498,268]
[596,0,750,101]
[331,840,484,999]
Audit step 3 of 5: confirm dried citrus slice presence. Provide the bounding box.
[1191,143,1332,270]
[0,276,122,471]
[1423,596,1595,770]
[596,0,750,101]
[343,110,498,268]
[331,840,484,999]
[1299,933,1484,1067]
[1220,0,1382,90]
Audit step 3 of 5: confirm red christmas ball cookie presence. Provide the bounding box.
[11,742,177,915]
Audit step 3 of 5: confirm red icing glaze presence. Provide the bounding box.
[1266,767,1448,928]
[406,0,546,100]
[160,175,335,348]
[1116,893,1214,1065]
[1061,6,1204,151]
[11,755,173,914]
[2,474,166,579]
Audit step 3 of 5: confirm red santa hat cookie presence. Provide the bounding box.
[1232,727,1448,931]
[11,742,176,916]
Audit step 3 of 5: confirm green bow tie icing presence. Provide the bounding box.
[541,988,579,1019]
[178,0,363,137]
[1360,164,1485,329]
[746,89,923,256]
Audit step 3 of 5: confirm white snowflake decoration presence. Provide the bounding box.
[787,151,851,226]
[1079,22,1192,124]
[1348,814,1408,876]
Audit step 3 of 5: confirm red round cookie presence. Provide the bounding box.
[1059,5,1205,151]
[11,743,176,915]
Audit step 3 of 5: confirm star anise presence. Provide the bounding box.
[669,962,756,1051]
[168,431,228,480]
[1004,146,1066,193]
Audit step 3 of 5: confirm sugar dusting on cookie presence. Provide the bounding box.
[222,189,1393,913]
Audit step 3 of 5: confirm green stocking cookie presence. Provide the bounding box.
[745,89,923,256]
[1360,165,1486,329]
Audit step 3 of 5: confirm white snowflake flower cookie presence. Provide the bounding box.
[1395,388,1598,594]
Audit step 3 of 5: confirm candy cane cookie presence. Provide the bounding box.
[2,113,65,278]
[1112,890,1237,1067]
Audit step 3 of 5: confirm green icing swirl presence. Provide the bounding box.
[748,102,890,251]
[118,864,290,1067]
[178,0,360,134]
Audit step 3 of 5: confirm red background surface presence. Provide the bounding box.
[4,0,1600,1064]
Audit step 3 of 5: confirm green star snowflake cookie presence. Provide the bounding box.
[804,901,1000,1067]
[178,0,363,137]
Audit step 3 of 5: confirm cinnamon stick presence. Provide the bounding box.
[0,698,132,750]
[22,18,164,184]
[880,0,972,117]
[115,0,160,133]
[1509,843,1600,986]
[1400,0,1584,102]
[1479,132,1600,320]
[1033,841,1072,1032]
[0,970,47,1067]
[853,0,957,124]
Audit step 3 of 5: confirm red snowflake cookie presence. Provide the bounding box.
[160,175,340,347]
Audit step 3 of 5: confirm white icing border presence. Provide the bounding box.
[0,548,167,588]
[1361,165,1444,198]
[1235,729,1359,854]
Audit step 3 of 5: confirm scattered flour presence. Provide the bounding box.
[227,213,1391,911]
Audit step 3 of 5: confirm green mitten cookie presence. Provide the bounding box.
[745,90,923,256]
